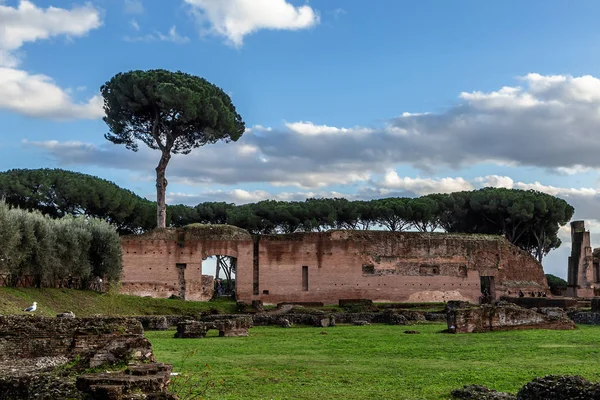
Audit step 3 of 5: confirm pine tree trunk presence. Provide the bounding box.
[155,151,171,228]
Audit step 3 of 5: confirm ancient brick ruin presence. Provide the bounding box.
[121,225,549,304]
[0,315,173,400]
[446,303,575,333]
[567,220,600,298]
[174,316,253,338]
[0,315,154,367]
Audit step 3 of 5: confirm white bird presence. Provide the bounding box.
[24,302,37,312]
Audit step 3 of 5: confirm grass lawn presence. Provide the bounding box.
[148,324,600,400]
[0,287,238,316]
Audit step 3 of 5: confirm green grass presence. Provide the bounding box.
[3,289,598,398]
[0,287,238,316]
[148,324,600,400]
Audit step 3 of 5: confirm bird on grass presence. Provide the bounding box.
[24,302,37,312]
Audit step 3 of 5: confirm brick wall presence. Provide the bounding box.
[121,228,548,305]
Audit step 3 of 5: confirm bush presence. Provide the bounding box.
[546,274,568,294]
[0,201,122,287]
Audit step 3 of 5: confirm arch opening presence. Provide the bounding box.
[202,255,237,298]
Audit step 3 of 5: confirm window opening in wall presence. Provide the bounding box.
[362,264,375,275]
[262,290,269,295]
[480,276,495,304]
[302,266,308,291]
[202,255,237,298]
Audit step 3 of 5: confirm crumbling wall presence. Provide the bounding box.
[121,228,547,305]
[121,224,253,300]
[251,231,546,304]
[447,304,575,333]
[0,316,153,367]
[175,316,253,338]
[0,316,172,400]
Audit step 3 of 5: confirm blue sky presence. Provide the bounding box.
[2,0,600,278]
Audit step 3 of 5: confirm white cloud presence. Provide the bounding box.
[0,0,101,68]
[124,26,189,44]
[184,0,319,46]
[0,1,102,120]
[459,86,540,109]
[475,175,515,189]
[332,8,345,19]
[167,188,349,205]
[157,26,190,44]
[554,165,593,176]
[524,73,600,103]
[285,121,373,136]
[130,19,140,31]
[385,73,600,171]
[0,68,103,119]
[380,171,473,195]
[513,181,598,197]
[124,0,144,15]
[21,72,600,184]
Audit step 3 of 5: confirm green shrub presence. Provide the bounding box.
[546,274,567,291]
[0,200,122,287]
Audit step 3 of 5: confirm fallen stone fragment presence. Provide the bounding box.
[451,384,515,400]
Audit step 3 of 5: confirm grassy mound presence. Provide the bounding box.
[0,288,237,316]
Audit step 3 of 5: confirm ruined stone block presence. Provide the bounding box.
[138,316,169,331]
[0,317,170,400]
[591,297,600,312]
[0,316,154,367]
[447,304,575,333]
[280,318,291,328]
[88,385,123,400]
[569,312,600,324]
[76,363,172,396]
[174,317,253,338]
[516,375,600,399]
[451,384,515,399]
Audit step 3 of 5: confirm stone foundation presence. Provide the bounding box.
[175,316,253,338]
[0,316,173,400]
[0,315,154,367]
[76,363,173,400]
[569,311,600,325]
[500,297,578,309]
[447,304,575,333]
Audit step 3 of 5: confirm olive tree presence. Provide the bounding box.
[101,69,245,228]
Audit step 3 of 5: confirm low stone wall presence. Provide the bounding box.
[134,310,447,331]
[0,316,173,400]
[0,316,153,367]
[500,297,578,309]
[76,363,173,400]
[447,304,575,333]
[569,311,600,325]
[175,316,253,338]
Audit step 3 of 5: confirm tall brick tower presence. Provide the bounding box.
[567,221,595,298]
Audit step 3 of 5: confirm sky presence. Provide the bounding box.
[2,0,600,279]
